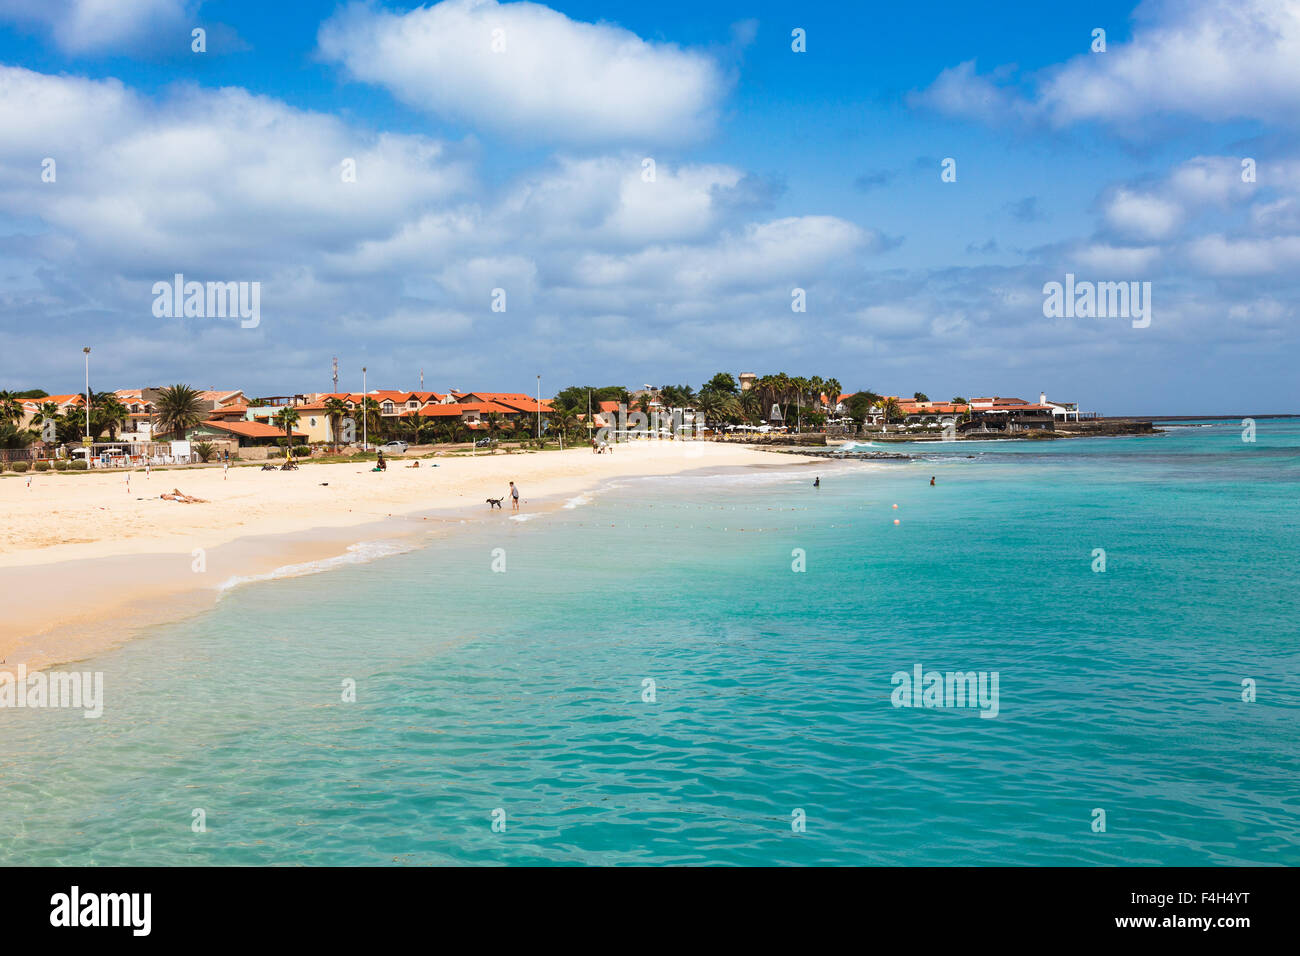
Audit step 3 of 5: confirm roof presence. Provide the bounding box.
[197,390,244,404]
[457,400,518,414]
[197,420,306,439]
[412,404,468,418]
[597,400,621,413]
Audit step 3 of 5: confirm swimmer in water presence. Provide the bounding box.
[930,476,935,486]
[813,476,820,488]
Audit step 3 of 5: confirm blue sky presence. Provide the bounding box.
[0,0,1296,413]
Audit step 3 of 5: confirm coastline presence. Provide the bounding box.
[0,442,818,672]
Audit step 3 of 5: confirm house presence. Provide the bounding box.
[187,419,306,447]
[962,397,1056,432]
[17,393,84,429]
[1038,392,1081,422]
[895,400,970,424]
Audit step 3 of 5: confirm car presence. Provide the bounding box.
[474,437,498,447]
[379,441,409,454]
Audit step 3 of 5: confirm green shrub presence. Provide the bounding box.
[34,461,50,472]
[12,461,29,472]
[53,460,69,471]
[70,460,88,471]
[293,445,310,457]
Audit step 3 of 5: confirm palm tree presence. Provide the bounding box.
[153,385,208,441]
[881,397,904,424]
[323,397,349,452]
[485,412,504,448]
[91,391,128,441]
[0,394,23,427]
[355,397,381,444]
[273,406,301,450]
[405,413,428,446]
[551,408,578,448]
[32,402,60,442]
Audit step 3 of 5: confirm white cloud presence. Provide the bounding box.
[0,0,194,54]
[1072,243,1162,274]
[317,0,726,143]
[1103,189,1184,240]
[915,0,1300,129]
[1186,234,1300,274]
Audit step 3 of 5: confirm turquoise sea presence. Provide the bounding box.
[2,421,1298,865]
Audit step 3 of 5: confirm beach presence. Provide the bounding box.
[0,442,815,671]
[2,423,1296,866]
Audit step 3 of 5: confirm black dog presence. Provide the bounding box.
[486,497,503,509]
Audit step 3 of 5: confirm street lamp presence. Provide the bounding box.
[82,347,91,463]
[361,366,367,452]
[536,374,541,440]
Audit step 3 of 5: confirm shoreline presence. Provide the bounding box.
[0,443,819,672]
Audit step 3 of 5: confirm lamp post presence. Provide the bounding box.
[361,366,367,452]
[82,346,91,464]
[536,374,541,440]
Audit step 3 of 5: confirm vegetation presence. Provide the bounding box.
[195,441,216,463]
[153,385,208,441]
[272,406,300,449]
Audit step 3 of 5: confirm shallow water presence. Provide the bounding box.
[2,421,1298,865]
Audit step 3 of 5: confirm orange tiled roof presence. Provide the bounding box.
[199,420,305,439]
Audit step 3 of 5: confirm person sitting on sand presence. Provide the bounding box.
[407,460,420,468]
[161,488,206,503]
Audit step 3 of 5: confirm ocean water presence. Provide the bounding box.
[2,421,1298,865]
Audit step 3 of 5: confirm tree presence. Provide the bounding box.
[0,393,23,427]
[90,391,128,441]
[195,441,216,463]
[486,412,504,447]
[881,397,904,423]
[913,392,929,402]
[354,397,381,443]
[950,396,967,404]
[404,413,428,446]
[153,385,208,441]
[551,408,579,448]
[323,397,349,451]
[273,406,300,449]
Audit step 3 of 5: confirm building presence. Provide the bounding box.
[1038,392,1081,422]
[187,419,306,447]
[962,397,1056,432]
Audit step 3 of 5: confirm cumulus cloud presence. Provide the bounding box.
[913,0,1300,130]
[317,0,727,143]
[0,0,197,54]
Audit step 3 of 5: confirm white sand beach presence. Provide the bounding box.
[0,442,815,670]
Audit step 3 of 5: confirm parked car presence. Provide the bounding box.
[474,437,498,447]
[379,440,409,454]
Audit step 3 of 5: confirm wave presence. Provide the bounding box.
[216,540,415,593]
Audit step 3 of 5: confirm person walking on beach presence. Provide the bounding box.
[510,481,519,512]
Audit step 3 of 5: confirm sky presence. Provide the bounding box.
[0,0,1296,414]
